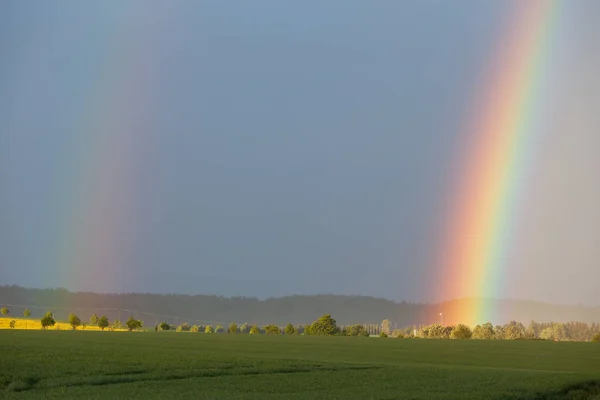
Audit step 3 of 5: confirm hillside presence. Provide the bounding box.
[1,286,598,327]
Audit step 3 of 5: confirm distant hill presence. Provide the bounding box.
[0,285,598,327]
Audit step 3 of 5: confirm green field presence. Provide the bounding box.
[1,331,599,399]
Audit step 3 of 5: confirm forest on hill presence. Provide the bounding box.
[0,285,598,328]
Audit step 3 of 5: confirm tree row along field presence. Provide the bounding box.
[1,330,600,399]
[2,306,600,342]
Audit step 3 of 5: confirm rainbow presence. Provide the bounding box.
[53,6,173,293]
[437,0,560,326]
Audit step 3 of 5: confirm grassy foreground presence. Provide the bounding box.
[1,331,599,399]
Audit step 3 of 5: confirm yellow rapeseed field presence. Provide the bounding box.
[0,317,126,331]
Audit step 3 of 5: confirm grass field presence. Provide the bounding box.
[1,331,599,399]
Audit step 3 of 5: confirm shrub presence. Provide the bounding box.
[41,312,55,329]
[204,325,214,334]
[228,322,238,334]
[112,320,122,329]
[592,333,600,343]
[0,307,9,316]
[379,332,388,338]
[215,325,224,333]
[23,309,31,318]
[9,320,16,329]
[98,316,109,330]
[68,313,81,330]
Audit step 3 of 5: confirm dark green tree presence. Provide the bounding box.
[68,313,81,330]
[41,312,56,329]
[126,316,142,331]
[307,314,339,336]
[98,315,109,330]
[159,321,170,331]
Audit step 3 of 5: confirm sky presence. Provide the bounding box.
[1,1,599,305]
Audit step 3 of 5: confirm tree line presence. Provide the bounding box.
[2,305,600,342]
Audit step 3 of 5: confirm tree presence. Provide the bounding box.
[451,324,472,339]
[307,314,339,336]
[552,323,568,341]
[113,320,122,330]
[215,324,224,333]
[41,312,56,329]
[249,325,260,335]
[228,322,238,334]
[98,316,109,330]
[239,323,250,334]
[159,321,170,331]
[343,324,369,337]
[0,307,8,316]
[472,322,495,340]
[177,323,191,332]
[285,323,296,335]
[68,313,81,330]
[381,319,392,336]
[9,320,16,329]
[90,313,99,326]
[126,316,142,331]
[23,309,31,318]
[504,325,523,340]
[263,324,281,334]
[592,333,600,343]
[190,324,199,333]
[204,325,214,334]
[539,327,555,341]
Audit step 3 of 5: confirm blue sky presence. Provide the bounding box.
[1,1,599,304]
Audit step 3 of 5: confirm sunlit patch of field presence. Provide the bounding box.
[0,317,126,331]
